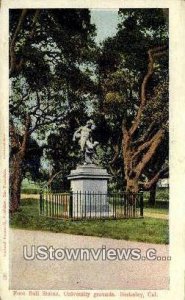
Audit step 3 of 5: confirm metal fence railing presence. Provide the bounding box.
[40,191,144,220]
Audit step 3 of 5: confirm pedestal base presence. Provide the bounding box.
[67,164,111,218]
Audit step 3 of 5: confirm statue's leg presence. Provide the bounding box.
[80,138,86,152]
[80,150,85,162]
[85,151,92,164]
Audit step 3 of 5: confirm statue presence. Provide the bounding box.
[73,120,99,164]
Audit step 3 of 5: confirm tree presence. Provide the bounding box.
[45,125,81,191]
[10,134,43,205]
[95,9,169,193]
[22,138,43,181]
[143,136,169,205]
[9,9,96,213]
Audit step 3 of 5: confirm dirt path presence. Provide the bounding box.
[9,228,169,290]
[144,212,168,220]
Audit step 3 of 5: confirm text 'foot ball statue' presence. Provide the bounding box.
[68,120,111,218]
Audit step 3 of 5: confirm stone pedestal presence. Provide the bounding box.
[67,164,112,218]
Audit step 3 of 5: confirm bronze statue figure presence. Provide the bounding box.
[73,120,99,164]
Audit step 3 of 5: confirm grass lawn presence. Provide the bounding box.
[10,198,169,244]
[145,207,168,214]
[144,200,169,219]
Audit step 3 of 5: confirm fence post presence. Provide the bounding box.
[140,191,144,217]
[40,191,43,215]
[69,191,73,218]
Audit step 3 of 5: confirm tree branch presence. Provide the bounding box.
[10,9,40,76]
[9,9,28,75]
[135,128,165,176]
[109,144,120,165]
[131,121,155,146]
[47,170,63,187]
[132,128,161,161]
[129,45,168,137]
[9,119,21,149]
[20,114,31,155]
[143,165,168,190]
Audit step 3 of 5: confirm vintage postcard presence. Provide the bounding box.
[0,0,185,300]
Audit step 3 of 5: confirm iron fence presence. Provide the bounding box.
[40,191,143,220]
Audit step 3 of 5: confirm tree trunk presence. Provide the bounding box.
[9,153,23,213]
[148,183,157,206]
[9,115,31,214]
[126,177,139,193]
[121,47,167,195]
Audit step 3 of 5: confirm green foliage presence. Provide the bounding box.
[144,188,169,203]
[10,133,43,182]
[23,138,43,181]
[117,9,168,72]
[10,8,97,125]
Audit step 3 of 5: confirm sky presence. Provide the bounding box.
[90,10,119,44]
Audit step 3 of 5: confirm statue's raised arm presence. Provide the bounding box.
[72,127,82,142]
